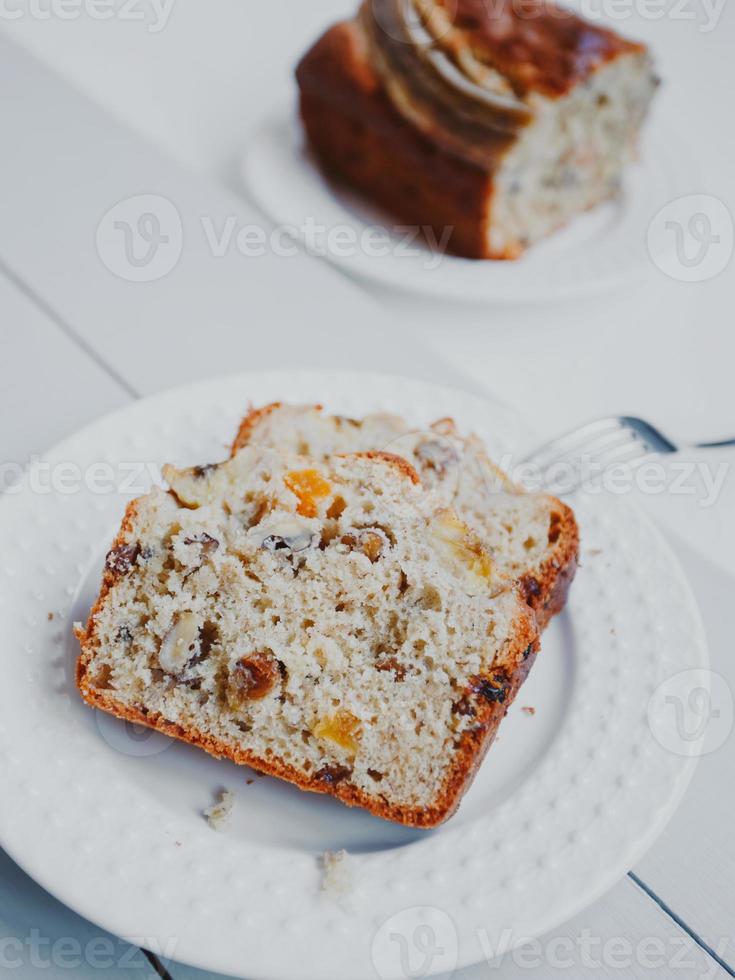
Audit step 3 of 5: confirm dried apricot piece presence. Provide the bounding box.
[284,469,332,518]
[313,709,362,757]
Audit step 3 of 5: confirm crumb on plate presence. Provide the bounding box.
[204,789,235,830]
[321,849,353,896]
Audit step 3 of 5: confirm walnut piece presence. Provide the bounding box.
[414,437,459,476]
[183,532,219,558]
[248,513,319,553]
[158,612,200,674]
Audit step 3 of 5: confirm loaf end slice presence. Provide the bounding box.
[231,404,579,629]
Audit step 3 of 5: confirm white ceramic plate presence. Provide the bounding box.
[241,110,698,304]
[0,371,707,980]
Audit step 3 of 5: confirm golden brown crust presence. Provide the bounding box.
[348,450,421,485]
[75,498,143,685]
[77,600,537,828]
[297,21,501,260]
[434,0,644,98]
[232,403,325,458]
[518,501,579,629]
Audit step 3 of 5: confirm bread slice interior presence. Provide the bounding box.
[232,404,579,627]
[77,447,537,827]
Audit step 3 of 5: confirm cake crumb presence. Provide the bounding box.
[321,849,353,896]
[204,789,235,830]
[47,612,54,621]
[522,706,536,716]
[246,779,254,786]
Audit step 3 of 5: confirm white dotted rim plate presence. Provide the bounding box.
[0,371,707,980]
[240,108,699,305]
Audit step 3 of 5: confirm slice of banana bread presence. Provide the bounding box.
[76,447,538,827]
[232,404,578,628]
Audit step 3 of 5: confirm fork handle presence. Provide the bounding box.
[695,438,735,449]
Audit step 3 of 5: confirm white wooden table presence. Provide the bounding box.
[0,4,733,978]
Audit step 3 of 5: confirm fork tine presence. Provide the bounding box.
[534,429,651,493]
[593,439,652,469]
[532,426,638,476]
[524,418,623,468]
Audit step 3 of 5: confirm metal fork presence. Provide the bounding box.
[522,416,735,491]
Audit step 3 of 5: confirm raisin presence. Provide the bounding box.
[226,651,279,706]
[520,575,542,603]
[197,621,220,660]
[192,463,218,479]
[375,654,406,681]
[106,543,140,575]
[473,675,510,704]
[315,764,353,785]
[452,697,477,717]
[116,624,134,645]
[548,512,562,544]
